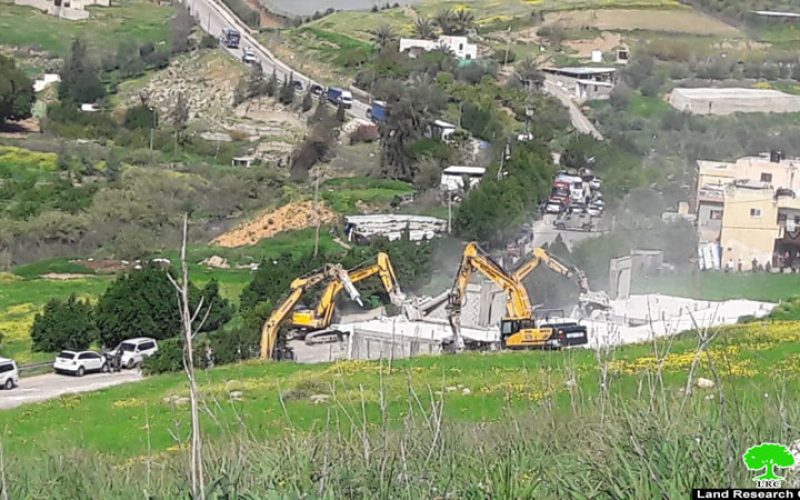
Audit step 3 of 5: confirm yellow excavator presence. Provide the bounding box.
[447,242,590,351]
[259,253,404,360]
[510,247,610,314]
[290,252,405,343]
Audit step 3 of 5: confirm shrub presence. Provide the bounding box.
[30,294,97,352]
[123,104,157,130]
[142,338,183,374]
[349,124,379,144]
[200,34,218,49]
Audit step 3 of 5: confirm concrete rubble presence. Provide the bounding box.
[584,294,775,348]
[305,292,777,363]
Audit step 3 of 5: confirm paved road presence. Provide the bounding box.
[544,77,604,140]
[0,370,143,410]
[184,0,371,119]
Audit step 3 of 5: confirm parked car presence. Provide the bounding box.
[53,350,107,376]
[112,337,159,369]
[0,358,18,390]
[291,80,304,91]
[309,84,324,95]
[554,213,594,231]
[241,48,257,64]
[545,198,565,214]
[568,204,587,214]
[586,206,602,217]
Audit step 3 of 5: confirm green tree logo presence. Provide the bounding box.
[743,443,796,482]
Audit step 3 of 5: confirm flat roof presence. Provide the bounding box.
[672,87,795,98]
[433,119,456,128]
[443,166,486,174]
[543,67,616,75]
[344,214,446,224]
[750,10,800,18]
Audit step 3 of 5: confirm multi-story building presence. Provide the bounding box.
[695,152,800,270]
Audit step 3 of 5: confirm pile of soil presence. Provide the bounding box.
[212,200,337,248]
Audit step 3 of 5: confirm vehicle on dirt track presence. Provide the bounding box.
[53,351,107,377]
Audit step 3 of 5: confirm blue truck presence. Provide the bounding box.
[367,100,388,123]
[221,28,241,49]
[326,87,353,109]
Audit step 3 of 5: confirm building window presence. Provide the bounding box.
[710,209,723,220]
[750,208,762,218]
[761,172,773,182]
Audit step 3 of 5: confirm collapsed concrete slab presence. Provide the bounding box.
[585,294,776,348]
[336,316,499,361]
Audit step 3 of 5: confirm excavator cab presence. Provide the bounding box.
[500,318,554,348]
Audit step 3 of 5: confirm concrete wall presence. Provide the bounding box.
[609,256,632,300]
[720,186,778,270]
[347,329,442,361]
[423,282,506,328]
[697,202,723,243]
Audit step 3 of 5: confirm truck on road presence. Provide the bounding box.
[221,27,241,49]
[367,100,388,123]
[326,87,353,109]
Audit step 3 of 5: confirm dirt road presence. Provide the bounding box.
[0,371,143,410]
[533,215,601,250]
[544,77,604,140]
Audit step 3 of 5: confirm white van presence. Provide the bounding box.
[112,338,159,369]
[0,358,19,390]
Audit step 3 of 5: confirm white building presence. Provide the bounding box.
[399,36,478,60]
[440,166,486,192]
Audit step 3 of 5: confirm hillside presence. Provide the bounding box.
[1,320,799,495]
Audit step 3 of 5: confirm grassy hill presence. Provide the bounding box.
[0,319,798,495]
[0,0,174,55]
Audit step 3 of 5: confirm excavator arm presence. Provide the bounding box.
[512,247,576,283]
[511,247,608,313]
[447,242,534,350]
[291,252,405,332]
[259,266,340,360]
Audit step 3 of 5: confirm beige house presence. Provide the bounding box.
[695,152,800,270]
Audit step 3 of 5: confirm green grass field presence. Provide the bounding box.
[321,177,414,213]
[0,274,111,363]
[305,0,684,43]
[1,319,797,460]
[0,0,173,55]
[634,271,800,302]
[0,257,259,363]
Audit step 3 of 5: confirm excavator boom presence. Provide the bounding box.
[448,242,593,350]
[293,252,404,330]
[259,266,341,359]
[511,247,609,313]
[447,242,536,350]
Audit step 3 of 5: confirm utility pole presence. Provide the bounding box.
[503,25,512,66]
[447,190,452,234]
[149,128,154,164]
[313,173,320,257]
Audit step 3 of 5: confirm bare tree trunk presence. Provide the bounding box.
[169,214,206,500]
